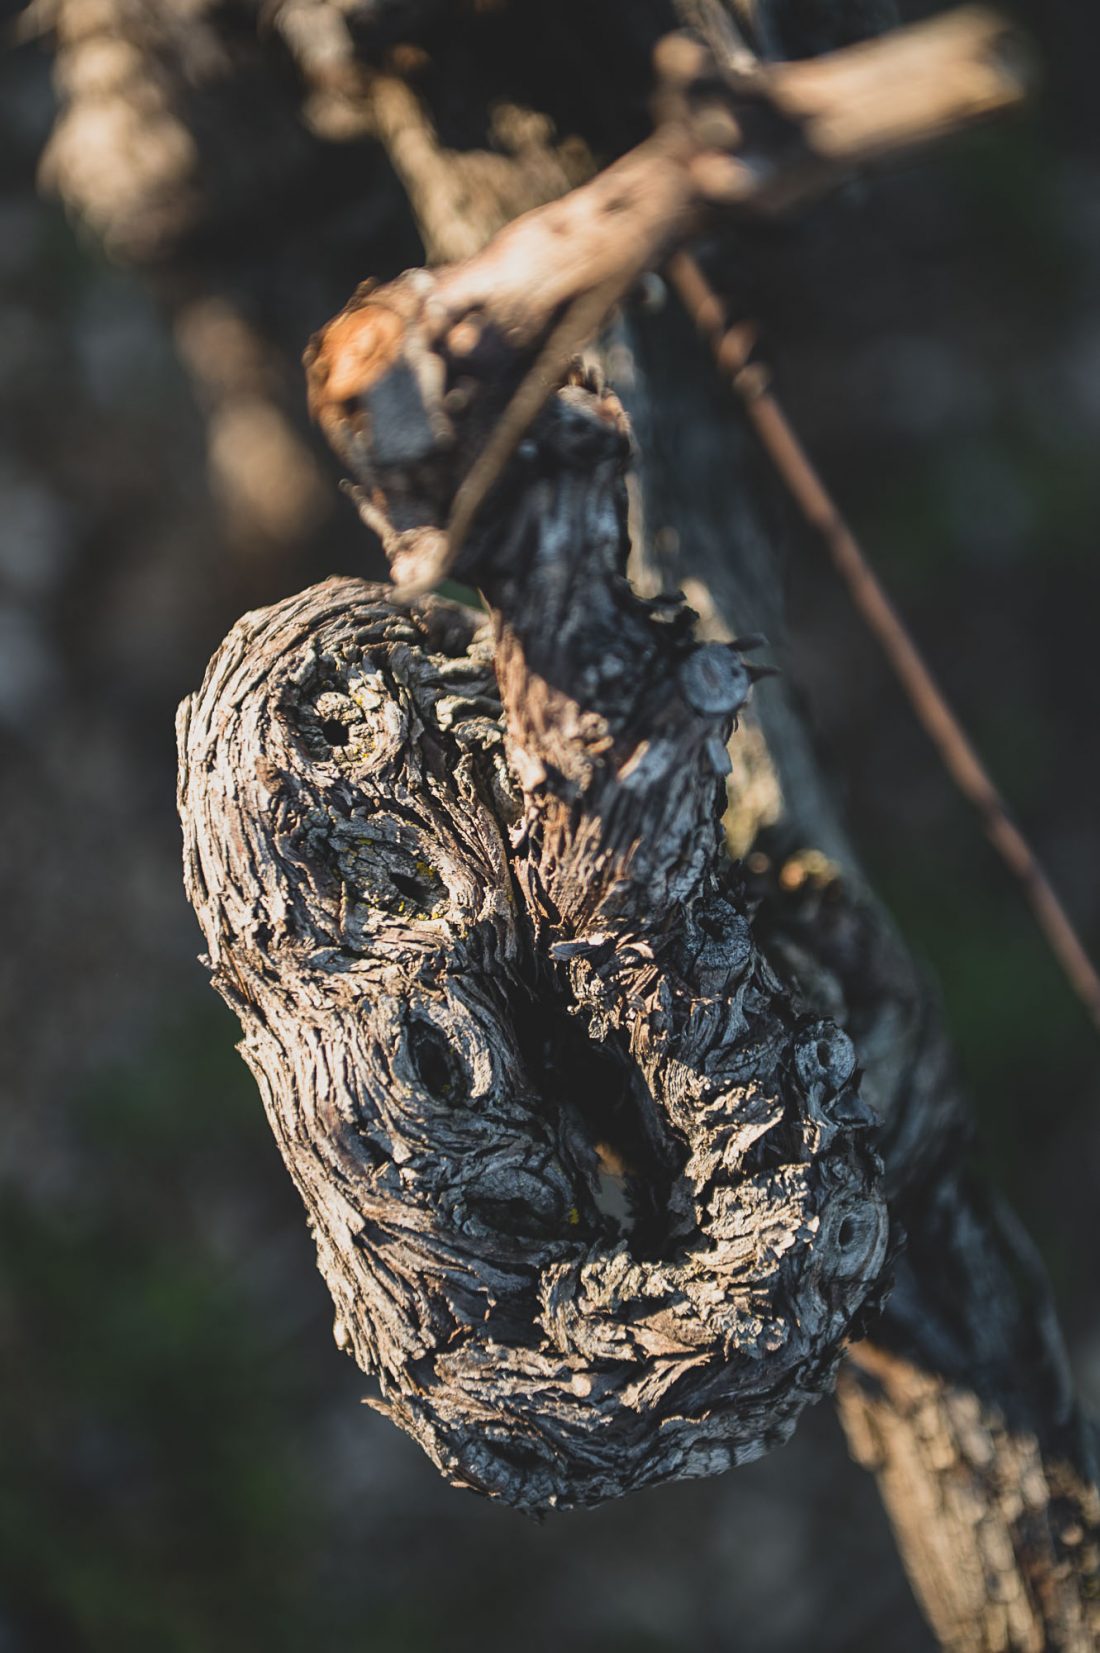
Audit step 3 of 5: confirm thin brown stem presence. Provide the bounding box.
[442,271,638,580]
[668,250,1100,1036]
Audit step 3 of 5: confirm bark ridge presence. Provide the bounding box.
[177,369,889,1510]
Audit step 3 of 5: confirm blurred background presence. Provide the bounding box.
[1,2,1098,1648]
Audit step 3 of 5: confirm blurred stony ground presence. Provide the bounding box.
[1,3,1098,1649]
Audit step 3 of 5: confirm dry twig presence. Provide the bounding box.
[306,8,1029,588]
[668,250,1100,1035]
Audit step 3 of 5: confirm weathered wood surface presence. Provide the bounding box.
[176,356,890,1507]
[182,96,1100,1625]
[626,241,1100,1653]
[39,0,1099,1641]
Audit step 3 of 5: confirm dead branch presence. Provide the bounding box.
[303,9,1028,592]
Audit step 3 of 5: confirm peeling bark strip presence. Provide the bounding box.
[177,367,890,1511]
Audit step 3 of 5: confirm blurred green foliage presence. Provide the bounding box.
[0,1012,447,1652]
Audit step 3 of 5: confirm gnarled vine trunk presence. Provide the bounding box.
[37,0,1100,1645]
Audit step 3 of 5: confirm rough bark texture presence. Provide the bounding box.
[621,239,1100,1653]
[176,359,890,1508]
[838,1215,1100,1653]
[623,269,1100,1650]
[38,0,1100,1643]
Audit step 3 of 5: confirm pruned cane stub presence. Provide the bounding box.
[178,274,890,1512]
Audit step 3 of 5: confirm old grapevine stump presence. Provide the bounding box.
[177,354,890,1510]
